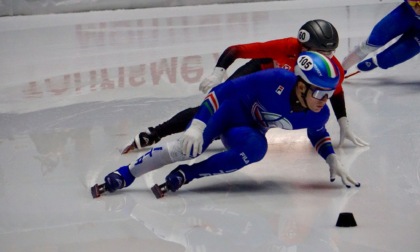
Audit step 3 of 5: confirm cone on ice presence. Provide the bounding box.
[336,212,357,227]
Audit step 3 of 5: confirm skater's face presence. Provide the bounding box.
[407,0,420,15]
[307,85,331,112]
[297,81,332,113]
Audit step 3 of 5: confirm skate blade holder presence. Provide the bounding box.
[91,183,106,198]
[151,183,168,199]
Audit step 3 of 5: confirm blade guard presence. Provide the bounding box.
[91,183,107,198]
[151,183,168,199]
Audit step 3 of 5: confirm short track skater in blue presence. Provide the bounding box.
[93,51,360,198]
[342,0,420,72]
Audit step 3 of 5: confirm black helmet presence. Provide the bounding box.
[298,19,339,51]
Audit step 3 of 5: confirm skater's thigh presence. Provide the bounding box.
[202,101,251,149]
[221,126,268,162]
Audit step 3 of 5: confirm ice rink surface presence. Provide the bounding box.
[1,0,420,251]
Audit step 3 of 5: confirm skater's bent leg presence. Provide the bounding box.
[342,40,377,70]
[129,141,190,177]
[375,32,420,69]
[176,127,268,183]
[128,106,200,151]
[106,141,190,192]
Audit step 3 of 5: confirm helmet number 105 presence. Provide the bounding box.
[298,56,313,70]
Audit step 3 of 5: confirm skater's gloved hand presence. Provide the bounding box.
[199,67,225,94]
[181,119,206,157]
[338,117,369,147]
[326,154,360,188]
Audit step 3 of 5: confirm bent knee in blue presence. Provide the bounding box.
[221,126,268,162]
[367,3,415,47]
[182,126,267,182]
[376,31,420,69]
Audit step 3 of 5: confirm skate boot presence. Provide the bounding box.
[165,166,188,192]
[357,58,378,72]
[151,165,190,198]
[104,165,135,193]
[138,127,161,148]
[121,127,161,154]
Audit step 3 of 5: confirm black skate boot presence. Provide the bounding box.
[151,165,189,198]
[165,169,187,192]
[138,127,161,148]
[121,127,161,154]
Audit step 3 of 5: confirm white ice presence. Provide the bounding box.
[1,0,419,251]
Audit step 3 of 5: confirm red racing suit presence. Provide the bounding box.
[215,37,346,119]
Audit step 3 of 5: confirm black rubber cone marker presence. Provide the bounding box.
[336,212,357,227]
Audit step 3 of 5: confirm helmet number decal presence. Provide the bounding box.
[298,29,310,43]
[298,55,313,71]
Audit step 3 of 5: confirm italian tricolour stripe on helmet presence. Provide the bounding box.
[295,51,339,90]
[318,52,338,78]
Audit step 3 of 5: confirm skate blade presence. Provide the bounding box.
[344,70,360,79]
[151,183,167,199]
[121,143,135,154]
[91,183,106,198]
